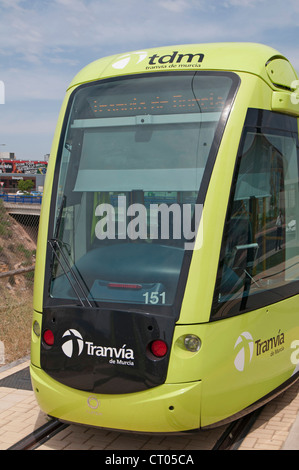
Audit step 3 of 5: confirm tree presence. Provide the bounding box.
[17,179,34,193]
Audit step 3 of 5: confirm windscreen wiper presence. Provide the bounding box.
[48,238,92,308]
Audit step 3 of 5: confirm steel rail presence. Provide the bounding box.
[7,418,69,450]
[212,407,264,450]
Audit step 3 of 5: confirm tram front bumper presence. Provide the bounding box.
[30,363,202,433]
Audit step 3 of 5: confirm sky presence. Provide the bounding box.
[0,0,299,161]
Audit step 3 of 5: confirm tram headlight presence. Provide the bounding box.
[183,335,201,352]
[32,320,41,337]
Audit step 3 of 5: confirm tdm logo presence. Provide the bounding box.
[112,50,204,70]
[112,51,148,69]
[147,50,204,66]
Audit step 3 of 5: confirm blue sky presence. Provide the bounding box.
[0,0,299,160]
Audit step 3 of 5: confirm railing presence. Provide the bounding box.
[0,194,42,204]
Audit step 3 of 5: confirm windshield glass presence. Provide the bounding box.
[49,72,237,310]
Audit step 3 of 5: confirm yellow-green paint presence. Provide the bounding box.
[31,43,299,431]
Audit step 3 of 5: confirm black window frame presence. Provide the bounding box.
[42,71,240,318]
[211,108,299,320]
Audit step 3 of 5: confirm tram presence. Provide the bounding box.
[30,43,299,432]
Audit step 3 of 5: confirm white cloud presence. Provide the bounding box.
[223,0,263,6]
[159,0,196,13]
[0,112,57,136]
[0,0,298,159]
[2,67,71,101]
[0,0,298,65]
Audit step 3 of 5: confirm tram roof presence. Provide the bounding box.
[68,43,298,92]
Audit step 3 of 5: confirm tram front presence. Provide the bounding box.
[31,55,243,431]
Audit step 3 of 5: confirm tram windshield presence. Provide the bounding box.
[49,72,237,309]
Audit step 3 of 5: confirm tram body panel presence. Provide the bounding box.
[30,43,299,432]
[198,299,299,427]
[67,43,285,91]
[33,92,71,314]
[166,297,299,428]
[31,297,299,431]
[30,364,202,433]
[31,311,42,368]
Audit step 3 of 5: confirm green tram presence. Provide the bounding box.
[30,43,299,432]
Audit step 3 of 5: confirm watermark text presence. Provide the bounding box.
[0,80,5,104]
[94,196,203,250]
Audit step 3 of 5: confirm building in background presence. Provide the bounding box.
[0,159,48,192]
[0,152,15,160]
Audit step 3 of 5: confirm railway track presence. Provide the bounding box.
[8,408,262,450]
[7,419,69,450]
[212,407,264,450]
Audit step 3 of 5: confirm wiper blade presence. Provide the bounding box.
[48,238,92,308]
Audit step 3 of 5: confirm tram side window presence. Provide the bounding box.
[214,114,299,317]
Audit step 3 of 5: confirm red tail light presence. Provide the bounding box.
[43,329,54,346]
[150,340,168,358]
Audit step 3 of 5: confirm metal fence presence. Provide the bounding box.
[0,188,41,243]
[0,193,42,204]
[0,198,38,279]
[10,213,40,244]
